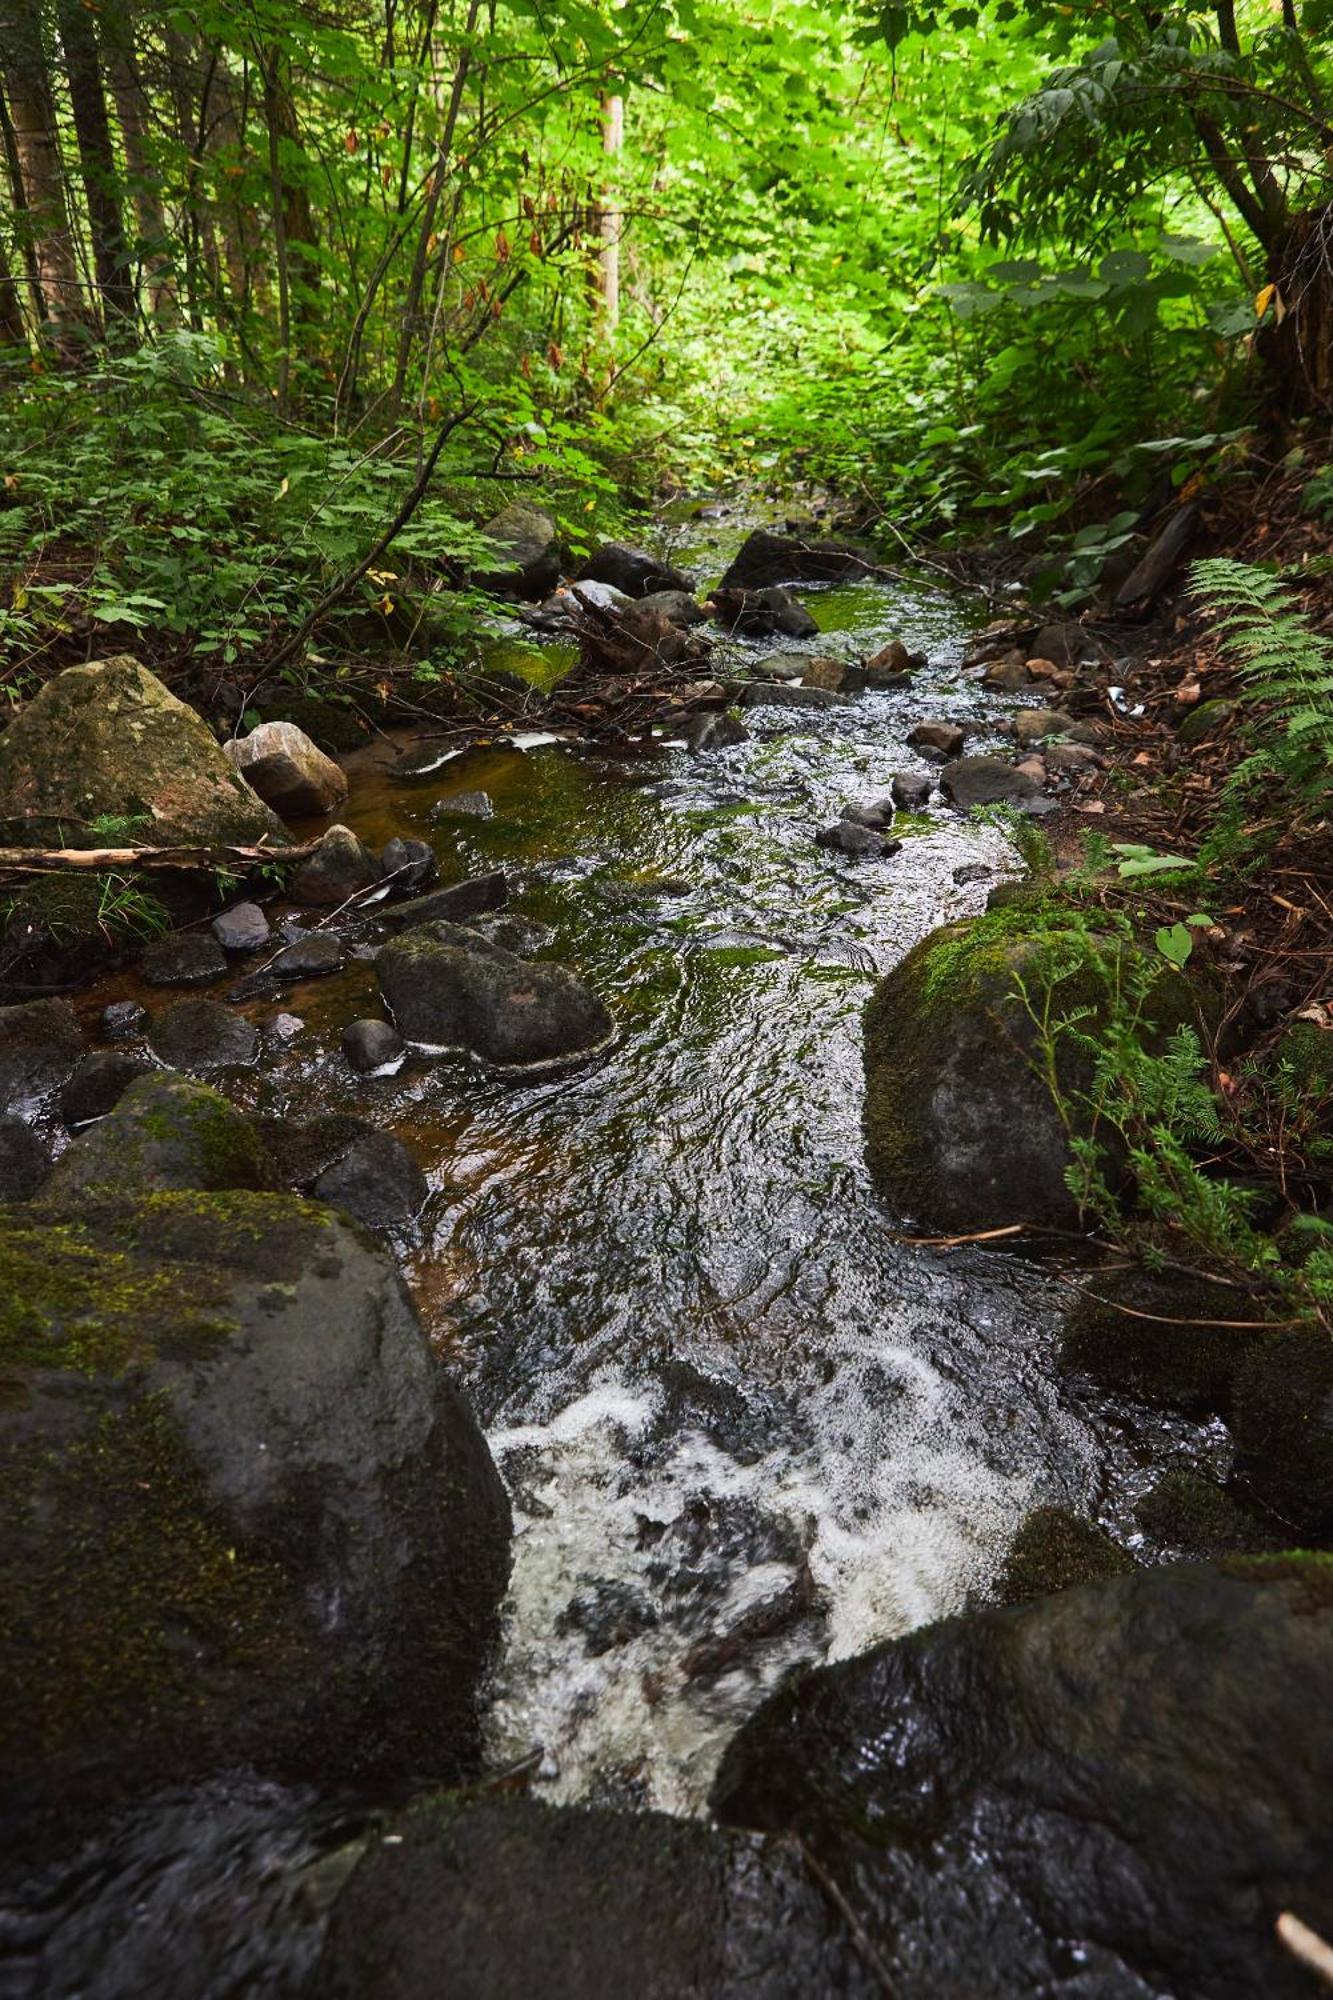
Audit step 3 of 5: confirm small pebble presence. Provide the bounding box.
[101,999,148,1042]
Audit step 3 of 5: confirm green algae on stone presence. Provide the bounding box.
[45,1071,275,1203]
[998,1505,1135,1605]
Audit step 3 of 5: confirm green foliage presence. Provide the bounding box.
[1191,557,1333,853]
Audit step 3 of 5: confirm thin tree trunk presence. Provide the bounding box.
[0,79,43,325]
[55,0,134,333]
[596,91,622,337]
[0,227,27,344]
[0,0,97,355]
[101,0,177,324]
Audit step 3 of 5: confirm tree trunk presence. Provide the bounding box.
[596,92,623,338]
[1264,203,1333,414]
[101,0,177,324]
[0,0,97,355]
[55,0,134,333]
[0,78,44,325]
[0,226,28,344]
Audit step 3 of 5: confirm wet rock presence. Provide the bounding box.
[907,721,964,760]
[0,998,86,1113]
[1230,1329,1333,1533]
[1031,619,1093,665]
[0,656,290,848]
[0,1191,511,1821]
[951,862,993,886]
[342,1018,406,1074]
[472,502,563,600]
[740,681,848,711]
[997,1504,1134,1604]
[270,932,346,980]
[429,790,494,821]
[0,1114,51,1199]
[380,835,437,888]
[718,525,873,590]
[865,638,926,682]
[637,588,709,626]
[1012,706,1101,749]
[840,795,897,831]
[100,997,148,1042]
[265,1012,304,1047]
[815,821,900,859]
[890,772,932,810]
[713,1560,1333,1999]
[750,653,806,683]
[46,1070,271,1199]
[1135,1470,1282,1558]
[377,924,612,1065]
[864,918,1195,1233]
[556,1579,659,1654]
[683,711,749,754]
[466,914,553,955]
[939,755,1040,811]
[311,1129,428,1229]
[576,543,694,598]
[315,1796,869,2000]
[980,651,1029,692]
[1058,1267,1256,1410]
[212,901,272,954]
[801,656,863,694]
[222,720,349,818]
[1044,740,1102,775]
[712,585,819,640]
[148,998,259,1072]
[141,930,228,988]
[536,578,630,624]
[58,1050,152,1128]
[372,872,508,935]
[288,825,381,907]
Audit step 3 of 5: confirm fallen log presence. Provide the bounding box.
[0,838,316,875]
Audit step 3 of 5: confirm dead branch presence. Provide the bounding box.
[0,839,318,874]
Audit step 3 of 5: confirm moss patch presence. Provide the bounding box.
[998,1505,1135,1604]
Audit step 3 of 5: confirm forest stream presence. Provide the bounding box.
[0,506,1230,1997]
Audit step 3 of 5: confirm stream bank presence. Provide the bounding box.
[0,500,1322,1995]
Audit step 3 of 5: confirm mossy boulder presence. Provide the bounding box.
[1230,1328,1333,1535]
[46,1071,273,1201]
[377,921,613,1065]
[863,911,1197,1232]
[1058,1266,1261,1411]
[997,1504,1134,1604]
[316,1795,869,1999]
[0,656,290,847]
[713,1558,1333,1997]
[0,1189,511,1819]
[1135,1469,1282,1557]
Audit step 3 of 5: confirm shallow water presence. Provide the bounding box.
[3,512,1231,1990]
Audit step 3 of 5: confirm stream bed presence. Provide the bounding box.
[0,507,1229,1995]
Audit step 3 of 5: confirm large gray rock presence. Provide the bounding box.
[46,1070,271,1199]
[939,755,1041,810]
[718,526,873,590]
[712,586,818,640]
[223,720,349,818]
[0,657,289,847]
[316,1796,872,1999]
[0,1189,511,1820]
[863,915,1194,1232]
[575,543,694,599]
[714,1559,1333,1999]
[472,504,563,600]
[377,923,612,1066]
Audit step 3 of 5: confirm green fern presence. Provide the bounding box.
[1190,557,1333,840]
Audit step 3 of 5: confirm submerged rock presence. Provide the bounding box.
[815,821,900,859]
[740,681,847,711]
[316,1796,870,1999]
[0,999,86,1113]
[713,1558,1333,1998]
[141,931,228,988]
[288,825,381,908]
[0,656,289,847]
[377,923,612,1065]
[712,585,818,640]
[429,791,495,822]
[372,872,508,935]
[148,998,259,1072]
[223,720,349,818]
[939,754,1040,811]
[0,1190,511,1819]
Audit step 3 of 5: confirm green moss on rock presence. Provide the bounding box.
[45,1070,275,1202]
[1058,1267,1263,1412]
[1136,1470,1281,1557]
[998,1505,1135,1604]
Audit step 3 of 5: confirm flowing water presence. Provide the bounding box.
[0,506,1230,1991]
